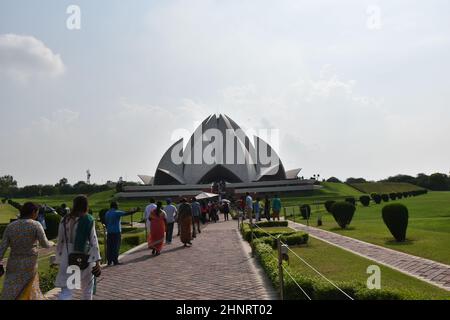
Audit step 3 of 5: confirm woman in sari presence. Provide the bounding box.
[0,202,54,300]
[178,198,193,247]
[147,202,167,256]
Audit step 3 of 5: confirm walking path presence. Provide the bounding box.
[46,220,277,300]
[288,220,450,291]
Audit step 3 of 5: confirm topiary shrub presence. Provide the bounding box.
[345,197,356,206]
[389,193,397,201]
[371,193,382,204]
[381,194,389,202]
[300,204,311,219]
[382,203,409,242]
[255,221,288,228]
[44,212,61,240]
[324,200,335,213]
[396,192,403,199]
[359,195,370,207]
[402,192,409,198]
[330,201,356,229]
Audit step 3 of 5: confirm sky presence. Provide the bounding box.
[0,0,449,186]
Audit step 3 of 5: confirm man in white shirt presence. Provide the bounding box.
[245,192,253,223]
[163,199,178,244]
[144,198,156,236]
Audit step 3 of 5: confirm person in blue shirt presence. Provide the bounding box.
[105,202,138,266]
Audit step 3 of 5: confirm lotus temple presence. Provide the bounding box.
[117,114,318,199]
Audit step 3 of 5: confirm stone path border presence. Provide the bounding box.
[288,221,450,291]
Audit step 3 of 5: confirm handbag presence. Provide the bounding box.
[64,217,90,270]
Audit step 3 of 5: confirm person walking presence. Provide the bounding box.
[272,194,282,221]
[264,195,271,221]
[54,195,102,300]
[245,192,253,223]
[191,197,201,236]
[222,201,230,221]
[163,199,177,244]
[104,202,138,266]
[253,197,262,222]
[178,198,193,247]
[143,198,156,237]
[200,201,208,224]
[148,202,167,256]
[0,202,55,300]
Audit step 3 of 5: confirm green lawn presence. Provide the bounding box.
[286,192,450,264]
[278,237,450,300]
[350,182,425,194]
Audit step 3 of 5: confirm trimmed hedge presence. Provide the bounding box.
[330,201,355,229]
[389,193,397,201]
[122,233,146,246]
[324,200,335,213]
[381,194,389,202]
[253,232,309,249]
[241,223,296,242]
[359,195,370,207]
[252,241,420,300]
[44,212,61,240]
[371,193,382,204]
[255,221,288,228]
[382,204,409,242]
[300,204,311,219]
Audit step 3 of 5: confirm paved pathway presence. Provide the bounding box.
[46,220,277,300]
[288,221,450,291]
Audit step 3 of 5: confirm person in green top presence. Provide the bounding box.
[272,194,282,221]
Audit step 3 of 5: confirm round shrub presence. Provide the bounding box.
[324,200,335,213]
[371,193,382,204]
[345,197,356,206]
[44,212,61,240]
[389,193,397,201]
[396,192,403,199]
[300,204,311,219]
[382,204,408,242]
[359,195,370,207]
[402,192,409,198]
[330,201,356,229]
[381,194,389,202]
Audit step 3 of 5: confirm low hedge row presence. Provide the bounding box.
[253,232,309,249]
[241,223,295,242]
[253,241,421,300]
[255,221,288,228]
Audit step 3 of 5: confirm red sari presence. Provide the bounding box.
[147,210,166,253]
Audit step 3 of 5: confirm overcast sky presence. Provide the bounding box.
[0,0,449,186]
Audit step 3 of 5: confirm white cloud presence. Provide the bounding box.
[0,34,65,83]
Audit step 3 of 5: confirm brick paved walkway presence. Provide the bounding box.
[288,221,450,291]
[46,220,277,300]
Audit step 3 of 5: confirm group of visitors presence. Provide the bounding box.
[241,192,282,222]
[0,195,102,300]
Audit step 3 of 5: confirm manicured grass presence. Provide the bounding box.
[277,237,450,299]
[287,192,450,265]
[350,182,425,194]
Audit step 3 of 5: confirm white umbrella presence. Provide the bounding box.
[195,192,219,200]
[221,199,231,203]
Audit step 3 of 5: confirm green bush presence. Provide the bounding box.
[389,193,397,201]
[255,221,288,228]
[359,195,370,207]
[345,197,356,206]
[39,266,59,294]
[402,192,409,198]
[330,202,356,229]
[382,204,409,242]
[0,223,7,238]
[300,204,311,219]
[371,193,382,204]
[381,194,389,202]
[122,234,146,246]
[241,223,295,242]
[44,212,61,240]
[396,192,403,199]
[253,232,309,249]
[324,200,335,213]
[252,241,421,300]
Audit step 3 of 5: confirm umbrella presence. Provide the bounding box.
[195,192,219,200]
[221,199,231,203]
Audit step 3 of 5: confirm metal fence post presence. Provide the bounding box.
[250,221,254,257]
[277,236,284,300]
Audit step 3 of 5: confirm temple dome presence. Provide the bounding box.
[153,114,286,185]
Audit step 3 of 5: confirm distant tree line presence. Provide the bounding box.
[0,176,118,198]
[326,172,450,191]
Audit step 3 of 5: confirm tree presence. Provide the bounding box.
[58,178,68,186]
[428,173,448,191]
[326,177,341,183]
[0,175,18,196]
[346,177,367,184]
